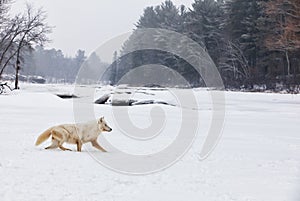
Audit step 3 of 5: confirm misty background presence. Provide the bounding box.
[1,0,300,91]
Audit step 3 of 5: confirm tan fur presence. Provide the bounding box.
[35,128,52,146]
[35,117,112,152]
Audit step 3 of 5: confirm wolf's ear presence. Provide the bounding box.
[99,117,104,123]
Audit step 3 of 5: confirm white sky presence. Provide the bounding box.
[11,0,194,57]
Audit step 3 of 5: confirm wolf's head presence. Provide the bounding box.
[98,117,112,132]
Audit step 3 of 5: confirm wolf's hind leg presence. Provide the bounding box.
[77,140,82,152]
[45,139,59,149]
[58,145,72,151]
[51,130,71,151]
[58,143,72,151]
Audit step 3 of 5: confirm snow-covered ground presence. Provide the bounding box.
[0,83,299,201]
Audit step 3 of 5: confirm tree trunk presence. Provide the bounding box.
[285,50,290,77]
[15,44,21,90]
[15,59,20,90]
[14,38,23,90]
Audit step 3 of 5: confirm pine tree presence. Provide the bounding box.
[136,7,159,28]
[185,0,225,65]
[120,0,193,86]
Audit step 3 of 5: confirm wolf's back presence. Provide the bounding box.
[35,128,52,146]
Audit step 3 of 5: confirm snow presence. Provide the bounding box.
[0,83,300,201]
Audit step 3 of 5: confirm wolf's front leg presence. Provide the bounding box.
[91,140,107,152]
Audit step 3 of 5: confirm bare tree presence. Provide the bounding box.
[0,0,11,23]
[0,3,51,89]
[0,0,20,76]
[219,41,250,86]
[0,14,24,77]
[14,4,52,89]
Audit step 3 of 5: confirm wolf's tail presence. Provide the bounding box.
[35,128,52,146]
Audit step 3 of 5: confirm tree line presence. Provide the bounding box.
[110,0,300,90]
[1,0,299,90]
[23,47,89,83]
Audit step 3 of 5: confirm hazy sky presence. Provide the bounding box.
[11,0,194,57]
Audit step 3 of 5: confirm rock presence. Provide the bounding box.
[29,76,46,84]
[143,84,162,88]
[132,100,175,106]
[111,99,136,106]
[56,94,78,99]
[94,94,110,104]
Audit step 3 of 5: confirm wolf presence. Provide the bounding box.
[35,117,112,152]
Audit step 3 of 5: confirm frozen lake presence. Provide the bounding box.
[0,83,299,201]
